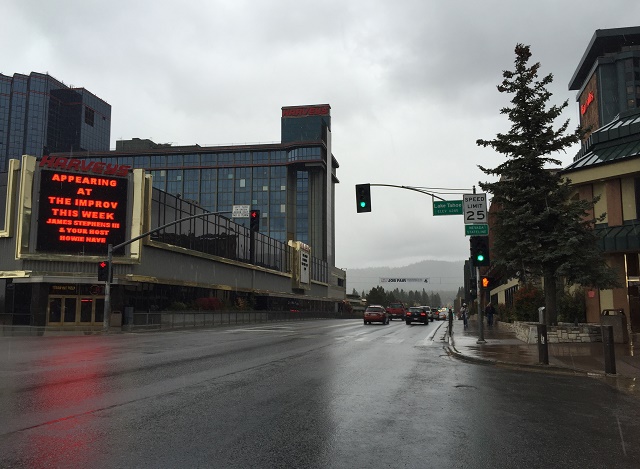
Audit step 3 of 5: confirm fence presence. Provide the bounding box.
[125,309,360,332]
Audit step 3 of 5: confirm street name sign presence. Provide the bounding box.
[465,224,489,236]
[232,204,250,218]
[433,200,463,216]
[463,193,487,224]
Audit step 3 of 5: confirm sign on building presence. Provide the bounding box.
[289,241,311,290]
[36,168,129,254]
[232,204,250,218]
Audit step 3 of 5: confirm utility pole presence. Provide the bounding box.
[102,210,231,332]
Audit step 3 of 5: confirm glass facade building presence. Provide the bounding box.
[56,104,339,265]
[0,72,111,171]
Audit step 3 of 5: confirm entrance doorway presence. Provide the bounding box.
[47,296,105,326]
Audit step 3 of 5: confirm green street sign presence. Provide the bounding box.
[465,224,489,236]
[433,200,463,216]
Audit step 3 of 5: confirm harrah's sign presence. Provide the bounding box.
[282,105,330,118]
[39,156,132,177]
[580,91,595,116]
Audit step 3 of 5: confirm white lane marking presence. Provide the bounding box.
[322,322,364,328]
[415,336,433,346]
[225,328,295,333]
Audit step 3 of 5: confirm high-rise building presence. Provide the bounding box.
[0,72,111,171]
[64,104,338,266]
[0,103,346,330]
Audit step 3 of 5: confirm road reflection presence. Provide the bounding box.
[2,339,113,468]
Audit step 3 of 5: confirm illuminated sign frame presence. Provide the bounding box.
[282,105,330,118]
[36,169,128,254]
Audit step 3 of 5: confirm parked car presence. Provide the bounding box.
[386,302,406,321]
[406,306,430,325]
[364,305,390,325]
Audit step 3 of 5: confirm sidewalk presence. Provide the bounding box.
[444,316,640,382]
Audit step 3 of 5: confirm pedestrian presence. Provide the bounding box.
[485,301,496,327]
[460,303,468,329]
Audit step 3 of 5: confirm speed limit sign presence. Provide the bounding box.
[463,193,487,224]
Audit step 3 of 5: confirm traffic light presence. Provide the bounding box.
[355,184,371,213]
[481,276,491,289]
[470,236,490,266]
[98,260,110,282]
[250,209,260,232]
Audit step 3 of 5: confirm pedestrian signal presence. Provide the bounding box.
[98,260,111,282]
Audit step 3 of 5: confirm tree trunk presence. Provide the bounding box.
[544,270,557,325]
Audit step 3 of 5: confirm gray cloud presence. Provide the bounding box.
[3,0,639,269]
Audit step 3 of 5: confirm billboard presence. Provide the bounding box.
[36,168,128,254]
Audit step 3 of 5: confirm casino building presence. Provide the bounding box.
[0,103,346,331]
[562,27,640,330]
[486,27,640,333]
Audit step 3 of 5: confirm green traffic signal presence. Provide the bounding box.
[470,236,490,266]
[355,184,372,213]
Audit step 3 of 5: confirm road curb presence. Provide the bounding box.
[443,344,610,378]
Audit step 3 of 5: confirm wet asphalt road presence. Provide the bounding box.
[1,319,640,468]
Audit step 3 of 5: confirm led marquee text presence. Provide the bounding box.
[37,169,128,254]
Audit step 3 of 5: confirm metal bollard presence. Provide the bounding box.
[537,324,549,365]
[602,325,617,374]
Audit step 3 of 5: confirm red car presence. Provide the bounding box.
[386,302,406,321]
[364,305,390,325]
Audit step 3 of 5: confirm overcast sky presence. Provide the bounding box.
[3,1,639,269]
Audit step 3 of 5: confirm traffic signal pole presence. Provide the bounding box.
[102,210,231,332]
[368,184,447,201]
[476,266,485,343]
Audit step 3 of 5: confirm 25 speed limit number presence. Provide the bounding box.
[463,193,487,224]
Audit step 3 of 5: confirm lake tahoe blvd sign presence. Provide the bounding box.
[432,200,463,215]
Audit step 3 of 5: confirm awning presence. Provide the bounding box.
[595,223,640,253]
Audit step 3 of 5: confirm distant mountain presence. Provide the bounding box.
[346,259,464,299]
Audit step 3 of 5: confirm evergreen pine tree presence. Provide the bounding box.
[476,44,620,324]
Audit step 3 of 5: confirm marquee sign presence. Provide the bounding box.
[36,168,128,254]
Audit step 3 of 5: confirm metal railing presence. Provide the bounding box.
[125,309,360,332]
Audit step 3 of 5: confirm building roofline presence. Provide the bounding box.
[568,26,640,91]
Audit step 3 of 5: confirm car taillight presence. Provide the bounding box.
[420,312,425,316]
